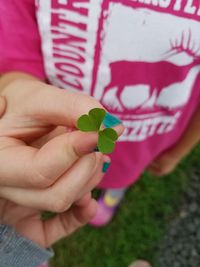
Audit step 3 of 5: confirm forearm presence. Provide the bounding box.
[169,106,200,159]
[0,72,40,93]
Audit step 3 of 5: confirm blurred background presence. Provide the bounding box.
[51,145,200,267]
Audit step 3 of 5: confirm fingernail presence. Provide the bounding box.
[103,113,122,128]
[102,162,111,173]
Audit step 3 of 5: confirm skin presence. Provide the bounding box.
[0,70,199,250]
[148,106,200,176]
[0,71,124,248]
[0,193,98,248]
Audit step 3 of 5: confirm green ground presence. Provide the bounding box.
[51,146,200,267]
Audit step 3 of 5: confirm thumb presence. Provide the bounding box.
[0,130,99,188]
[33,130,99,187]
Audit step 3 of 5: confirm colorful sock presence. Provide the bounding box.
[104,188,126,207]
[89,188,126,227]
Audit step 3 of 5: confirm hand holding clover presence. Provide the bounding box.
[77,108,120,154]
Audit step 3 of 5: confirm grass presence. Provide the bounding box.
[51,145,200,267]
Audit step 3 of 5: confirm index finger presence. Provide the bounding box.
[0,130,99,188]
[15,80,124,133]
[19,80,104,126]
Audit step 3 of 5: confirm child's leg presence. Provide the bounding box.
[90,188,126,227]
[128,260,151,267]
[39,263,50,267]
[104,189,126,207]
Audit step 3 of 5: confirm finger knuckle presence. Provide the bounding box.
[74,94,103,114]
[50,197,70,213]
[30,170,54,189]
[65,134,80,159]
[87,153,100,172]
[94,153,104,168]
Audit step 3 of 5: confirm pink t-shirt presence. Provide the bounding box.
[1,0,200,188]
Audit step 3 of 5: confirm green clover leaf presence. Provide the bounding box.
[77,108,106,131]
[98,128,118,154]
[77,108,119,154]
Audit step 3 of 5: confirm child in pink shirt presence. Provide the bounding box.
[0,0,200,229]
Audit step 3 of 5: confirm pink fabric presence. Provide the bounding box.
[1,1,200,189]
[0,0,45,79]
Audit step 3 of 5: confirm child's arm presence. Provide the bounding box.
[148,106,200,176]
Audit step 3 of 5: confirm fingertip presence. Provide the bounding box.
[74,198,98,224]
[75,192,92,207]
[102,112,125,137]
[67,92,104,126]
[112,124,125,138]
[86,198,98,220]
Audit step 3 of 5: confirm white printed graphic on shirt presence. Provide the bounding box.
[36,0,200,142]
